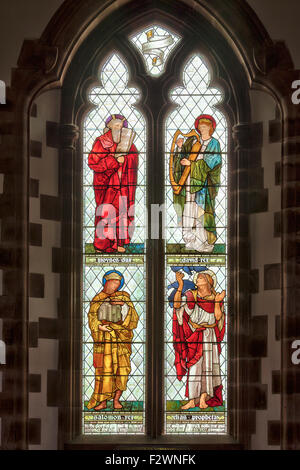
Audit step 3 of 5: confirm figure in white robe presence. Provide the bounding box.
[172,270,226,409]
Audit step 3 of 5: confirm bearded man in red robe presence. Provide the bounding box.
[88,114,138,253]
[173,270,226,409]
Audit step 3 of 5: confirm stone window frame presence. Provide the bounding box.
[0,0,298,450]
[59,12,249,451]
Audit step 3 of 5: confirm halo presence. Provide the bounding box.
[194,114,216,131]
[102,270,124,291]
[193,269,217,288]
[105,114,128,128]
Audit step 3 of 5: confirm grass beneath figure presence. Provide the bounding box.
[166,400,226,412]
[85,243,144,255]
[84,400,144,412]
[166,244,226,254]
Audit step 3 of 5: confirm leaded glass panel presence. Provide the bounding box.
[165,54,228,434]
[81,37,229,437]
[82,54,146,434]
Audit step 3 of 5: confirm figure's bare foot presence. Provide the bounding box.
[199,401,209,409]
[113,400,123,409]
[181,399,195,410]
[114,390,123,409]
[95,248,103,253]
[199,392,209,409]
[94,400,107,410]
[117,246,126,253]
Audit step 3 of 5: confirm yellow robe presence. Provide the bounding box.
[87,290,139,409]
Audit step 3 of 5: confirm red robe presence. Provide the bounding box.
[172,290,226,406]
[88,130,138,252]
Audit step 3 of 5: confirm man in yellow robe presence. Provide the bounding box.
[87,270,139,410]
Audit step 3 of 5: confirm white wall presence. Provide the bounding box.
[29,88,61,450]
[249,89,281,449]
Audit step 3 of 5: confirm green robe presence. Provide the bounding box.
[173,136,222,245]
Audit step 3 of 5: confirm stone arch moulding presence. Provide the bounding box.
[0,0,298,450]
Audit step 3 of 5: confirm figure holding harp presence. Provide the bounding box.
[169,114,222,253]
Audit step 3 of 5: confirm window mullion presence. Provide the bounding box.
[144,82,166,438]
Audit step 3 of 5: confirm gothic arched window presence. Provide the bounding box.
[81,25,228,437]
[3,0,296,452]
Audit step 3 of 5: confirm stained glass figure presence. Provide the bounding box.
[84,53,146,256]
[88,114,139,253]
[130,25,181,76]
[83,260,146,434]
[172,268,226,410]
[165,258,227,434]
[86,270,139,411]
[165,55,227,256]
[169,114,222,253]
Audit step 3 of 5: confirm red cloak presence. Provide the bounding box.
[172,290,225,406]
[88,130,138,252]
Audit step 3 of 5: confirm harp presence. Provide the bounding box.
[169,129,201,195]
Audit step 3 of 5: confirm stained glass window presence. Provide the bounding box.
[165,55,227,434]
[82,54,146,434]
[82,32,228,437]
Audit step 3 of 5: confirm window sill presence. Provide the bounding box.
[64,434,243,450]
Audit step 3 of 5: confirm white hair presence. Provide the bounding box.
[106,119,124,129]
